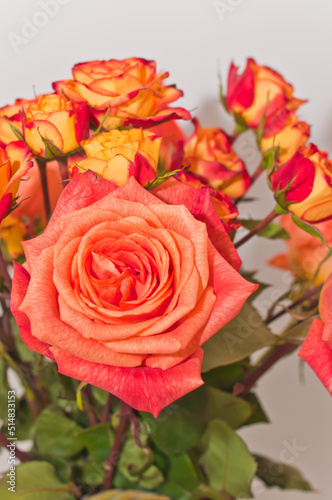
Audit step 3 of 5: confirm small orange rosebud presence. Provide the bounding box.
[0,141,33,222]
[271,143,332,223]
[226,58,306,132]
[182,119,250,198]
[269,214,332,285]
[71,128,161,186]
[23,93,89,157]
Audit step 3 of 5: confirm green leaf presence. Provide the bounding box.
[35,407,84,459]
[37,129,66,160]
[89,491,170,500]
[141,403,204,455]
[202,302,276,371]
[191,484,230,500]
[254,454,314,491]
[202,363,244,391]
[117,436,163,489]
[82,459,104,486]
[242,393,269,426]
[76,423,113,463]
[145,168,184,191]
[198,420,257,498]
[0,358,11,421]
[0,461,74,499]
[238,219,289,239]
[291,215,330,247]
[205,387,252,429]
[168,454,200,491]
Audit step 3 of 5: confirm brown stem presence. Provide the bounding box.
[0,249,12,292]
[57,159,69,187]
[234,208,278,249]
[83,386,99,426]
[0,431,33,462]
[266,284,322,324]
[233,343,298,397]
[103,401,130,490]
[101,394,113,424]
[36,159,51,221]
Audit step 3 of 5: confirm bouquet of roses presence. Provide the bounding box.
[0,56,329,499]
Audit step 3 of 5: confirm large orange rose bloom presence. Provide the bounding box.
[53,57,191,129]
[11,172,256,416]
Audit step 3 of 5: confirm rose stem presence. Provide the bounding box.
[0,249,12,292]
[234,208,278,249]
[82,386,99,426]
[235,164,264,206]
[103,400,131,490]
[36,158,51,220]
[57,159,69,187]
[101,394,113,424]
[0,431,33,462]
[266,284,323,325]
[233,342,298,397]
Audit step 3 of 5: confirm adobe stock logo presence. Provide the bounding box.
[213,0,244,22]
[8,0,72,54]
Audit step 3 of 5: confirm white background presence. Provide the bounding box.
[1,0,332,498]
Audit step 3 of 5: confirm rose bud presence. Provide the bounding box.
[269,214,332,285]
[271,143,332,223]
[182,119,250,199]
[260,112,310,164]
[176,169,240,233]
[23,94,89,157]
[0,98,35,146]
[70,128,161,187]
[0,141,33,222]
[53,57,191,129]
[11,171,256,416]
[299,273,332,395]
[226,58,306,131]
[0,215,27,258]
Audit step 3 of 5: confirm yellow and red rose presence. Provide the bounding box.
[269,214,332,285]
[182,119,251,199]
[53,57,191,130]
[260,112,310,164]
[226,58,306,132]
[71,128,161,186]
[11,172,256,415]
[23,93,89,157]
[0,141,33,222]
[271,143,332,223]
[0,98,34,146]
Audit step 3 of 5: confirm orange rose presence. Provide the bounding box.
[11,172,256,416]
[260,112,310,164]
[149,120,186,169]
[269,214,332,285]
[71,128,161,186]
[0,141,33,222]
[182,119,250,198]
[0,215,27,258]
[226,58,306,131]
[23,94,89,157]
[271,144,332,222]
[0,98,34,146]
[53,57,191,129]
